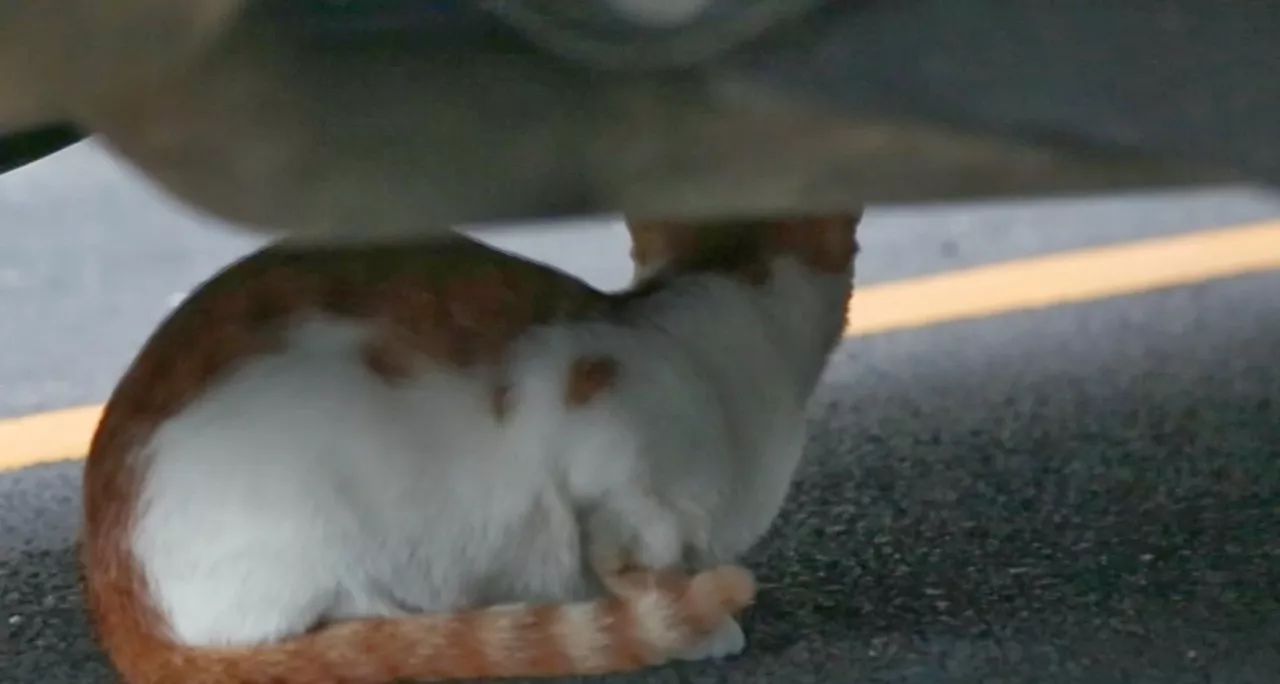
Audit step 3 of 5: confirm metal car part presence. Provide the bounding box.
[1,1,1273,240]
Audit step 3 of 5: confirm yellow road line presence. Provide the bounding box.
[846,221,1280,336]
[0,405,103,471]
[2,220,1280,473]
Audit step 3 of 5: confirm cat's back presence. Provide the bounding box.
[93,235,609,449]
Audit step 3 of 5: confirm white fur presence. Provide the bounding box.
[128,254,850,651]
[677,619,747,661]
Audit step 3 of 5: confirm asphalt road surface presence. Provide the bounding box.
[2,142,1279,682]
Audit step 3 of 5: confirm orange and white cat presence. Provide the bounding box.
[81,212,861,683]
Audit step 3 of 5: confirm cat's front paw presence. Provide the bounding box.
[675,618,746,662]
[586,495,686,576]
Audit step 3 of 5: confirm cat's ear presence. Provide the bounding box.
[772,209,863,274]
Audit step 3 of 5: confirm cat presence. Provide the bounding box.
[80,210,861,683]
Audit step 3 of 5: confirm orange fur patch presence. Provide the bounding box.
[605,595,653,671]
[361,334,416,383]
[625,219,772,284]
[527,605,576,673]
[565,356,620,407]
[771,213,862,274]
[444,612,492,679]
[626,211,862,284]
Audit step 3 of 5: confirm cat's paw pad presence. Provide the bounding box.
[676,618,746,661]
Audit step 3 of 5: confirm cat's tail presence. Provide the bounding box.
[86,559,755,684]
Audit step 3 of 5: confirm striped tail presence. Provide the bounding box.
[90,564,756,684]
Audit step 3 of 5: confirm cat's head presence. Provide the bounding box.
[625,210,861,284]
[625,210,862,389]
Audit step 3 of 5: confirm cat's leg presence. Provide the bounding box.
[583,491,748,662]
[559,405,748,660]
[674,618,747,661]
[478,488,597,606]
[585,489,685,577]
